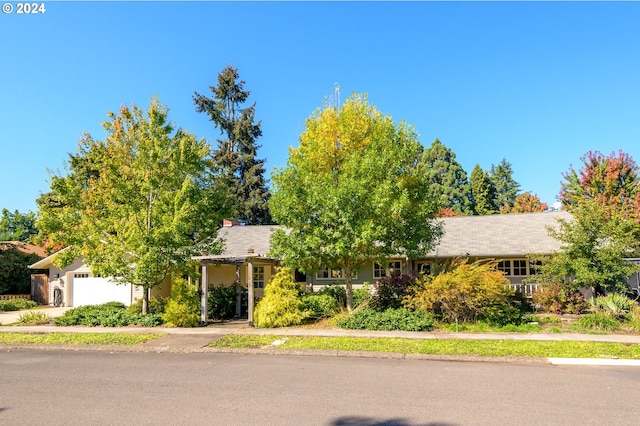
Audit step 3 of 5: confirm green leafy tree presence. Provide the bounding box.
[0,243,44,294]
[36,98,229,313]
[560,150,640,216]
[270,94,442,310]
[470,164,497,215]
[194,65,272,225]
[537,200,640,295]
[418,139,473,215]
[490,158,520,210]
[0,209,38,242]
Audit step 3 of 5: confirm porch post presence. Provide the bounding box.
[201,263,208,326]
[235,264,241,318]
[247,259,254,327]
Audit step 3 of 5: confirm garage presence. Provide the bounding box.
[71,275,133,307]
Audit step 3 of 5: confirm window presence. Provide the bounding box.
[74,273,89,278]
[497,259,530,277]
[253,266,265,288]
[316,266,357,280]
[373,261,403,279]
[529,260,542,275]
[497,260,511,276]
[416,263,431,275]
[513,260,527,276]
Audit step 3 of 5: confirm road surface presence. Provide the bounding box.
[1,350,639,425]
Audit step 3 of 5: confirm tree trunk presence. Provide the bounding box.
[345,267,353,312]
[142,288,149,315]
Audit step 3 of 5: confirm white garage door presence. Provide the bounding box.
[72,277,132,307]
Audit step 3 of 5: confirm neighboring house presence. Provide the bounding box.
[29,249,170,307]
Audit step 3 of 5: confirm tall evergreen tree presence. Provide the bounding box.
[489,158,520,211]
[418,139,473,215]
[470,164,497,215]
[194,66,272,224]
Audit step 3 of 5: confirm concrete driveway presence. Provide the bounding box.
[0,306,72,325]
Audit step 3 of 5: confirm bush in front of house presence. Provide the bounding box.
[590,293,636,319]
[302,292,340,319]
[254,267,310,328]
[207,285,239,320]
[572,312,623,333]
[126,297,167,315]
[373,273,418,310]
[163,277,201,327]
[335,308,434,331]
[531,283,589,314]
[54,303,164,327]
[316,284,372,310]
[407,260,520,324]
[0,298,38,312]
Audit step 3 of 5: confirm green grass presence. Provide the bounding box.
[0,332,165,345]
[210,334,640,359]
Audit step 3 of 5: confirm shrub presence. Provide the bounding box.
[0,299,38,312]
[573,312,622,333]
[17,311,51,325]
[207,285,239,320]
[373,273,418,310]
[126,296,166,315]
[335,308,434,331]
[590,293,636,319]
[628,305,640,332]
[254,267,310,328]
[353,284,373,308]
[319,285,347,308]
[54,303,163,327]
[163,277,201,327]
[532,283,588,314]
[407,260,515,324]
[302,293,340,319]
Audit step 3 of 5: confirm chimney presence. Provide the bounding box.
[223,219,241,227]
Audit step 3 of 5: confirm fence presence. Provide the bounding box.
[509,283,541,296]
[0,294,32,301]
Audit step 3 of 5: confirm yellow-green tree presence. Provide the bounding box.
[270,94,441,310]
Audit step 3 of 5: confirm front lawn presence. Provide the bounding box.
[210,334,640,359]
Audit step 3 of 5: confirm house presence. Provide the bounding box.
[29,248,171,308]
[193,211,572,324]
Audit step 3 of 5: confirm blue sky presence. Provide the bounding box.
[2,2,640,214]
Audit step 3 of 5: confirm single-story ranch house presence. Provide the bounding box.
[30,211,640,321]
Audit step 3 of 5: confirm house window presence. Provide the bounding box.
[416,263,431,275]
[497,260,511,276]
[529,260,542,275]
[74,273,89,278]
[513,260,527,276]
[497,259,530,277]
[253,266,265,288]
[373,261,402,279]
[316,266,357,280]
